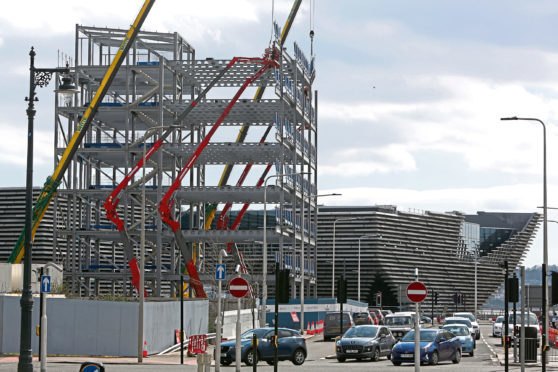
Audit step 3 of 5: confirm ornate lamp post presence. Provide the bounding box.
[18,47,76,372]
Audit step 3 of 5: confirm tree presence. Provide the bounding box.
[366,271,398,308]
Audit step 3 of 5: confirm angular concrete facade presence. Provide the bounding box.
[316,206,540,314]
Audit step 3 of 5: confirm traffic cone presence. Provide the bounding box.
[143,340,148,357]
[306,322,312,335]
[311,322,315,335]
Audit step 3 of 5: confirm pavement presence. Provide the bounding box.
[0,332,318,370]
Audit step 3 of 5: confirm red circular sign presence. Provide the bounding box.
[228,277,250,298]
[406,281,427,303]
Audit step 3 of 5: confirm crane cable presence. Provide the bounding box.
[309,0,315,56]
[269,0,275,47]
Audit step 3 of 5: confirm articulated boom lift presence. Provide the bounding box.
[8,0,155,264]
[159,48,280,297]
[103,56,244,295]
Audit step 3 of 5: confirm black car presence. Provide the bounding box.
[335,325,396,362]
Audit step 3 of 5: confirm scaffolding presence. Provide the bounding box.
[53,25,317,299]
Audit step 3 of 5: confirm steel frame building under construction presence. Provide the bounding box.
[50,23,317,299]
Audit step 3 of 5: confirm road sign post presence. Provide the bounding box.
[408,276,427,372]
[229,277,249,372]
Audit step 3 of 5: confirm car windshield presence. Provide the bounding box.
[445,319,471,327]
[353,313,369,320]
[401,330,437,342]
[443,326,469,336]
[454,313,475,322]
[496,316,504,323]
[241,329,268,339]
[385,316,412,326]
[343,326,378,338]
[508,313,538,325]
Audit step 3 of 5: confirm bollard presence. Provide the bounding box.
[204,353,211,372]
[197,354,204,372]
[252,333,258,372]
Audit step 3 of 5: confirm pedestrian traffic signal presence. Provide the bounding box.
[508,276,519,303]
[337,277,347,304]
[276,268,291,304]
[434,292,439,305]
[376,292,382,307]
[552,271,558,305]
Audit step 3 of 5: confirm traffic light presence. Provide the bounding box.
[276,268,291,303]
[376,292,382,307]
[453,293,458,305]
[508,276,519,303]
[552,272,558,305]
[337,277,347,304]
[434,292,439,305]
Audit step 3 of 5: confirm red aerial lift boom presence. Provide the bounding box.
[159,48,280,297]
[103,53,272,296]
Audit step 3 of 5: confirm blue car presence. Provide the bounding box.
[391,329,461,365]
[442,324,475,356]
[219,328,307,366]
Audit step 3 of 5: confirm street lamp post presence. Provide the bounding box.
[332,217,365,297]
[19,47,76,372]
[501,116,548,370]
[300,193,340,334]
[261,172,309,328]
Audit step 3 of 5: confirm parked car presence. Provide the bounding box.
[453,312,480,340]
[421,315,432,324]
[384,312,416,340]
[219,328,307,366]
[324,311,355,341]
[442,324,475,356]
[352,311,373,325]
[391,329,462,366]
[369,308,384,324]
[505,312,541,347]
[335,325,396,362]
[493,315,505,337]
[442,317,475,338]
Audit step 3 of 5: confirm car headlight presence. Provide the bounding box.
[364,345,373,352]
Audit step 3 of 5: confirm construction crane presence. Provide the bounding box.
[103,55,266,296]
[159,48,280,298]
[204,0,302,229]
[8,0,156,264]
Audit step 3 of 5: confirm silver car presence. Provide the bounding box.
[492,315,504,337]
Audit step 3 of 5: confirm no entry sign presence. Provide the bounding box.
[406,281,427,303]
[228,277,250,298]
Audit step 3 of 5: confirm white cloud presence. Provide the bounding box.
[320,145,416,176]
[0,122,53,167]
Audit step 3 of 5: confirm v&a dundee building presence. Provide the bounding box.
[316,206,540,313]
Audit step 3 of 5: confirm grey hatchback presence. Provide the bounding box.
[336,325,396,362]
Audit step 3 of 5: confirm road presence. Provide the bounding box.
[1,324,555,371]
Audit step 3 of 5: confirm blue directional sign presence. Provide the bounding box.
[216,264,226,281]
[41,275,51,293]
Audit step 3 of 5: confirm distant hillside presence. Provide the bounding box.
[523,265,558,285]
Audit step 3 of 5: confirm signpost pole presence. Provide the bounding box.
[236,294,241,372]
[180,274,184,365]
[414,269,420,372]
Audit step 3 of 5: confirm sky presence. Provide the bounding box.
[1,1,558,268]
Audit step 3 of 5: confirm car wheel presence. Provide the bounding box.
[392,361,401,366]
[291,348,306,365]
[452,349,461,364]
[387,353,391,360]
[430,351,439,365]
[266,360,274,366]
[371,347,380,362]
[244,348,256,366]
[337,356,346,363]
[470,350,474,357]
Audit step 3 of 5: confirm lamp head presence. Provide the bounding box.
[500,116,518,121]
[55,73,78,105]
